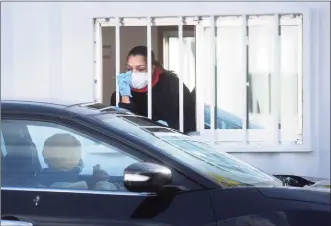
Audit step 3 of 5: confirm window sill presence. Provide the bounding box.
[189,129,304,143]
[189,131,312,152]
[208,143,312,153]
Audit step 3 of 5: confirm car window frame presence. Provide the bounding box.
[1,113,203,194]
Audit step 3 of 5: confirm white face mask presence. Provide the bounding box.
[131,72,148,89]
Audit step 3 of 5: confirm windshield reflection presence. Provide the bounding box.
[95,114,282,187]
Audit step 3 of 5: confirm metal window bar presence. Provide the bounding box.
[94,21,103,103]
[178,17,184,132]
[297,15,303,144]
[195,19,206,133]
[210,16,216,132]
[272,14,281,144]
[115,17,121,106]
[147,17,153,119]
[241,15,248,144]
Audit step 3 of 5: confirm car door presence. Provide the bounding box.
[1,115,216,226]
[209,187,331,226]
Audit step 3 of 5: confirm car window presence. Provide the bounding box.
[1,119,139,192]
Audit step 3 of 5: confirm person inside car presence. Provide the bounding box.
[110,45,196,134]
[36,133,117,190]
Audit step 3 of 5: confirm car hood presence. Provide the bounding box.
[257,186,330,205]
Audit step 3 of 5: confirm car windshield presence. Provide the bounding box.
[95,114,282,187]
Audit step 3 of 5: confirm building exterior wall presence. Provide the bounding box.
[1,1,329,178]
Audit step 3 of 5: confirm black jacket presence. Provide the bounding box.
[111,70,196,134]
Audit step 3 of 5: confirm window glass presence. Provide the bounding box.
[248,15,274,129]
[1,120,139,191]
[216,17,244,129]
[168,36,196,92]
[97,114,283,187]
[154,137,278,185]
[280,15,302,142]
[188,14,303,142]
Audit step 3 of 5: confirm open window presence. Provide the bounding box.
[93,10,311,152]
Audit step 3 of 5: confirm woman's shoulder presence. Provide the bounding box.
[161,69,178,78]
[157,71,180,97]
[160,70,179,85]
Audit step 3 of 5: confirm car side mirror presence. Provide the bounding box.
[123,162,172,193]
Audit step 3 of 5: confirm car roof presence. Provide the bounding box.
[1,99,133,117]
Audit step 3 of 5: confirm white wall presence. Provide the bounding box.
[1,1,329,179]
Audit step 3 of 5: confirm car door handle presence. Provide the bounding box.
[1,220,33,226]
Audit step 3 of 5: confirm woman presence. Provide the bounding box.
[110,45,196,134]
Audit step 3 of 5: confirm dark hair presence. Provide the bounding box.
[127,46,155,63]
[44,133,81,148]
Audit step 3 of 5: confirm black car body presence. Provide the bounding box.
[1,100,330,226]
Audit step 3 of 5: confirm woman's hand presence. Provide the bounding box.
[121,96,130,104]
[117,71,132,103]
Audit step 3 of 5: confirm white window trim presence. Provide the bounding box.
[94,6,316,153]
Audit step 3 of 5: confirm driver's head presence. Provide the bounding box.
[42,133,82,171]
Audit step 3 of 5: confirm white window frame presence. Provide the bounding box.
[193,13,311,153]
[93,6,315,153]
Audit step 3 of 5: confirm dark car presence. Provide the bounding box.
[1,100,330,226]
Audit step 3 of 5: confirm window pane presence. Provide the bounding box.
[1,120,139,191]
[201,27,214,129]
[216,17,244,129]
[280,15,302,142]
[248,16,274,129]
[168,36,196,92]
[164,15,302,143]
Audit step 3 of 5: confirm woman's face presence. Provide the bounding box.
[126,55,155,73]
[126,55,147,73]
